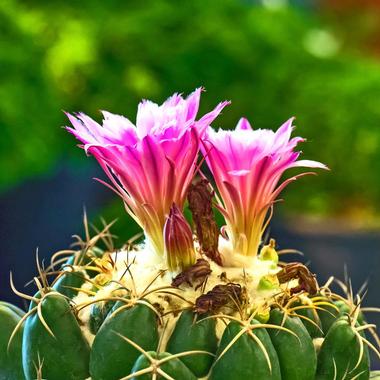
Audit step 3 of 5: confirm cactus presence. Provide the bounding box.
[0,302,24,379]
[22,292,91,380]
[2,246,380,380]
[1,89,380,379]
[316,315,370,380]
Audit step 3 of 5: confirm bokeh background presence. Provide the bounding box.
[1,0,380,368]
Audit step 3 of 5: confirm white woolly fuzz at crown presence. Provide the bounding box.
[73,239,284,349]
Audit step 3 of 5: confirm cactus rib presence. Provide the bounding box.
[116,333,212,380]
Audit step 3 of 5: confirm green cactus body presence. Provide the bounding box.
[0,301,25,319]
[268,309,317,380]
[22,292,90,380]
[335,300,366,324]
[52,247,104,298]
[0,302,25,380]
[317,298,340,335]
[316,316,370,380]
[2,249,378,379]
[90,302,159,380]
[52,255,88,299]
[130,352,197,380]
[292,298,323,338]
[318,299,365,336]
[88,300,116,335]
[52,270,87,299]
[2,227,378,379]
[210,319,281,380]
[166,310,218,377]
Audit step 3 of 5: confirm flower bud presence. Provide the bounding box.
[259,238,278,265]
[164,204,196,272]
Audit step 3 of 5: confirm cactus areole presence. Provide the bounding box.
[2,89,379,379]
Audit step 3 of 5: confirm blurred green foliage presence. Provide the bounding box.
[1,0,380,222]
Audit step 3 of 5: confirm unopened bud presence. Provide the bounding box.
[259,238,278,265]
[164,204,196,272]
[257,274,280,291]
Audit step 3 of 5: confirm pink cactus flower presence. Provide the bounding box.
[202,117,328,258]
[66,88,229,257]
[163,204,196,272]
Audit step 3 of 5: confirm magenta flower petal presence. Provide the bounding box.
[291,159,329,169]
[201,117,327,258]
[273,117,294,148]
[101,111,138,145]
[236,117,252,131]
[195,100,231,136]
[66,89,228,257]
[185,87,202,121]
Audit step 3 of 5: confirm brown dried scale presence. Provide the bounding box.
[187,178,222,265]
[194,283,244,314]
[171,258,212,290]
[277,262,318,295]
